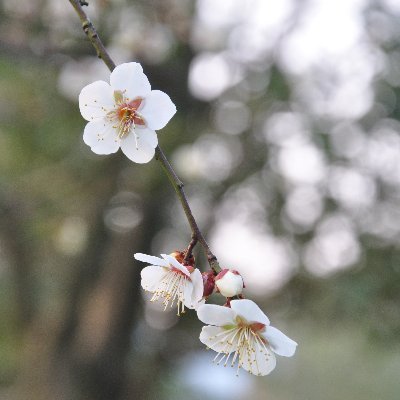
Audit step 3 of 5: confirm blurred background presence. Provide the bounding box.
[0,0,400,399]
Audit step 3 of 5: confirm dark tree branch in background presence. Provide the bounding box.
[68,0,220,274]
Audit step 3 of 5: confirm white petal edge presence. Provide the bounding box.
[230,299,270,326]
[183,279,195,309]
[263,326,298,357]
[136,127,158,148]
[83,120,120,155]
[120,129,156,163]
[200,325,239,353]
[195,298,206,310]
[110,62,151,100]
[140,90,177,130]
[79,80,115,121]
[161,254,191,277]
[134,253,169,267]
[197,304,236,326]
[190,269,204,306]
[141,265,169,292]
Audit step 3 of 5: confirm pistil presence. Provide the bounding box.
[107,92,145,146]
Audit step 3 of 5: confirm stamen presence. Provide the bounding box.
[208,323,272,376]
[106,95,145,140]
[150,269,189,316]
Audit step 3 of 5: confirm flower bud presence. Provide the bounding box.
[202,270,215,297]
[215,269,244,298]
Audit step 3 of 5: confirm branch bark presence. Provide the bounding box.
[154,146,219,272]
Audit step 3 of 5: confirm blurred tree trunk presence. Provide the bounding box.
[0,190,35,330]
[8,158,163,400]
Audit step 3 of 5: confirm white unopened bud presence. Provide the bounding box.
[215,269,244,297]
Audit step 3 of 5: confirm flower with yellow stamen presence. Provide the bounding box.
[135,252,204,315]
[79,62,176,163]
[197,299,297,376]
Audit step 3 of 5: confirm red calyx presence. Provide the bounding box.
[170,250,195,267]
[202,270,215,297]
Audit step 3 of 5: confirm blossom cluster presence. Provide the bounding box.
[79,62,297,377]
[134,251,297,376]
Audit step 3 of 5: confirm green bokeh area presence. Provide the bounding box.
[1,1,400,399]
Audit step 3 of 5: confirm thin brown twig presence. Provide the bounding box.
[69,0,115,71]
[184,236,198,263]
[68,0,220,273]
[155,147,219,271]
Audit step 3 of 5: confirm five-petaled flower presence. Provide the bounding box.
[135,252,204,315]
[197,299,297,376]
[79,62,176,163]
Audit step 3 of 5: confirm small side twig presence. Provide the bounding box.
[68,0,221,274]
[184,236,198,263]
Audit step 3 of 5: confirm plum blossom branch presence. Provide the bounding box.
[68,0,220,273]
[69,1,298,378]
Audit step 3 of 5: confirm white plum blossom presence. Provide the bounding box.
[135,252,204,315]
[197,299,297,376]
[79,62,176,163]
[215,269,244,297]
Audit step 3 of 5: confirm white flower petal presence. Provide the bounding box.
[197,304,236,326]
[230,299,270,326]
[200,325,239,353]
[134,253,169,267]
[110,62,151,100]
[263,326,297,357]
[120,129,156,163]
[195,298,206,309]
[79,81,115,121]
[140,90,177,130]
[83,120,120,155]
[141,265,168,292]
[137,127,158,148]
[183,279,195,309]
[240,343,276,376]
[161,254,191,277]
[190,268,205,306]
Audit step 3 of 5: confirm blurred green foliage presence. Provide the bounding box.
[0,0,399,399]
